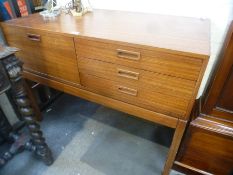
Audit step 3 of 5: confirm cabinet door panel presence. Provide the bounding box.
[218,67,233,111]
[2,25,80,85]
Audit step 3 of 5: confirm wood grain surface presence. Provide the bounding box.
[23,70,178,128]
[1,10,210,174]
[78,57,196,99]
[76,38,204,80]
[1,9,210,58]
[80,73,190,118]
[2,25,80,85]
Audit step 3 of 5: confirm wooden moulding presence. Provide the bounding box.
[174,122,233,175]
[192,115,233,137]
[173,161,214,175]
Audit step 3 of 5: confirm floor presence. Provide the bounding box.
[0,94,183,175]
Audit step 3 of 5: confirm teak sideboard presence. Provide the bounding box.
[0,9,210,174]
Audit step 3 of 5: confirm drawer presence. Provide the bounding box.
[80,73,190,118]
[75,38,203,81]
[2,25,80,85]
[78,57,196,100]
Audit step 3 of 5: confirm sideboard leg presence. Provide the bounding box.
[162,120,186,175]
[3,55,53,165]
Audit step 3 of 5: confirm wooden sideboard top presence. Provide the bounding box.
[1,9,210,58]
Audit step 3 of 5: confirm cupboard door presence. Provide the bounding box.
[2,25,80,85]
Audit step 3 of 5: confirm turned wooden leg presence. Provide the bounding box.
[0,132,29,167]
[24,80,42,121]
[2,55,53,165]
[162,120,187,175]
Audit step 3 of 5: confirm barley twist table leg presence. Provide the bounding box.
[2,55,53,165]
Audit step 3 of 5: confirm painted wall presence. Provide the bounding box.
[57,0,233,98]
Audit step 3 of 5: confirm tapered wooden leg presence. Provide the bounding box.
[162,120,187,175]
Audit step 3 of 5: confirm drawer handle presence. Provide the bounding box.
[116,49,141,61]
[117,86,138,96]
[117,69,139,80]
[27,33,41,42]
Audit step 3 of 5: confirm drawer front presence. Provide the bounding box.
[79,57,196,100]
[75,38,203,81]
[80,73,190,118]
[2,25,80,85]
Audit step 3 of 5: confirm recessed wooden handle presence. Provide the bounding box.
[117,86,138,96]
[27,33,41,42]
[116,49,140,61]
[117,69,139,80]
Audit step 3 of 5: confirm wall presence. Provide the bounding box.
[57,0,233,98]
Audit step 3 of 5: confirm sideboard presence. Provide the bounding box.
[0,9,210,174]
